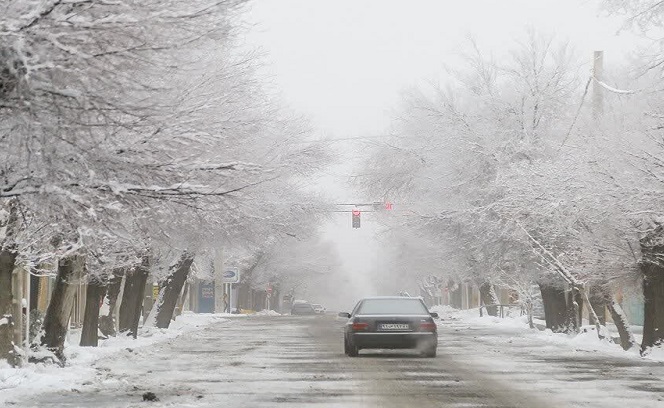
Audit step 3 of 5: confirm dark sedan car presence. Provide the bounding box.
[339,296,438,357]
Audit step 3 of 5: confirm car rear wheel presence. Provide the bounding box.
[422,346,437,358]
[344,338,359,357]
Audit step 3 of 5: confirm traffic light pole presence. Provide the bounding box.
[335,201,394,228]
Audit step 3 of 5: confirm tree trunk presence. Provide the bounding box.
[141,280,155,324]
[153,253,194,329]
[525,298,535,329]
[273,289,280,314]
[80,275,107,347]
[641,262,664,354]
[419,277,437,307]
[99,267,124,338]
[606,298,636,351]
[449,281,462,309]
[118,258,149,338]
[1,198,20,366]
[539,283,570,333]
[0,249,18,366]
[565,286,583,333]
[638,224,664,354]
[479,281,499,317]
[588,288,607,326]
[41,255,85,363]
[237,282,249,311]
[29,272,40,313]
[174,282,189,319]
[251,289,259,312]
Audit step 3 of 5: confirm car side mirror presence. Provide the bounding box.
[430,312,439,319]
[338,312,351,318]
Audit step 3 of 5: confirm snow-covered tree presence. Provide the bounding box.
[1,0,335,363]
[599,0,664,353]
[358,32,634,332]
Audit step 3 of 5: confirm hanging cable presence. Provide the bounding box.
[559,77,592,151]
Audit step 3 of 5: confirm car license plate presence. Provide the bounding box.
[379,323,410,331]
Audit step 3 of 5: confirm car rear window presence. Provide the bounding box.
[356,298,429,315]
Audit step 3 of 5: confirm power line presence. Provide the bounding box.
[335,202,381,207]
[328,210,378,213]
[285,134,397,144]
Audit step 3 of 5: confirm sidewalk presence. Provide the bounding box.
[431,305,664,407]
[432,305,654,357]
[0,312,227,405]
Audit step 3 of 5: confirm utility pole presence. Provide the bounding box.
[228,283,233,313]
[593,50,604,120]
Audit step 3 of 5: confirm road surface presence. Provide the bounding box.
[10,314,664,407]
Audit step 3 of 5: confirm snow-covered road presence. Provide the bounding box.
[5,312,664,407]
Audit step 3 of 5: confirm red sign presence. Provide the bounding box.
[385,202,393,210]
[352,209,361,216]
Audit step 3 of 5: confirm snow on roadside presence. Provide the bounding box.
[430,305,663,362]
[0,312,227,404]
[254,309,282,316]
[644,346,664,361]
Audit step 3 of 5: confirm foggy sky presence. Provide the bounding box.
[242,0,637,138]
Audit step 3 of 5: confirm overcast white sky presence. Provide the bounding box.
[240,0,642,304]
[242,0,638,138]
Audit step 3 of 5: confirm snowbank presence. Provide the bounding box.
[210,312,249,318]
[431,305,664,362]
[0,312,226,404]
[254,309,282,316]
[645,347,664,361]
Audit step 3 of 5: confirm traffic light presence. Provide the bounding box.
[352,209,361,228]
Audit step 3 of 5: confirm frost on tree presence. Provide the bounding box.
[0,0,327,360]
[356,29,643,346]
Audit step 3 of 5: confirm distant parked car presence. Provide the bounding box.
[339,296,438,357]
[312,304,326,314]
[291,302,316,315]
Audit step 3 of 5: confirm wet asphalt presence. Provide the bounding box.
[10,314,664,407]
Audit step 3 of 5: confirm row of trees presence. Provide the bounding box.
[230,236,344,310]
[1,1,332,366]
[359,1,664,355]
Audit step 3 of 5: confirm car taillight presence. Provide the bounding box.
[420,322,437,332]
[352,322,369,331]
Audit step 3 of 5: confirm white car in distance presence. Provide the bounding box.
[312,304,326,314]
